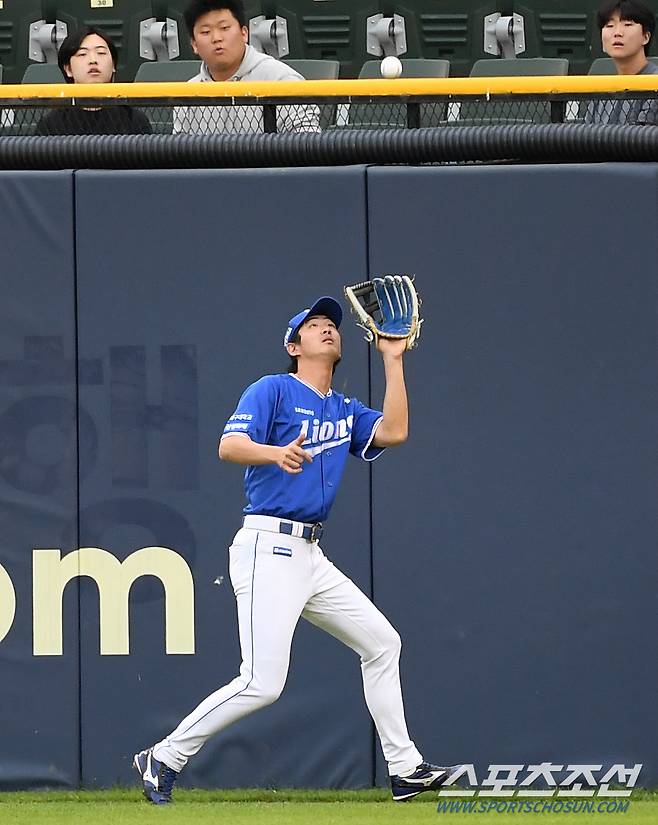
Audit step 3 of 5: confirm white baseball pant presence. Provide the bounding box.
[153,516,423,776]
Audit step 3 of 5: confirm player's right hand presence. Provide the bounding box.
[277,431,312,474]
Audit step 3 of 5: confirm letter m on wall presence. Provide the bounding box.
[32,547,195,655]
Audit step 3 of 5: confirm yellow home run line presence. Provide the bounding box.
[1,75,658,100]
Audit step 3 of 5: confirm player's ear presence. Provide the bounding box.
[286,341,300,357]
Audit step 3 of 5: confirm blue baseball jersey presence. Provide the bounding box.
[221,373,385,523]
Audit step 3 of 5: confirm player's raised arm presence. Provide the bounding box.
[343,275,422,449]
[219,431,312,474]
[372,337,409,447]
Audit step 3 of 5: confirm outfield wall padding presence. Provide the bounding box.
[0,164,656,789]
[0,172,79,789]
[367,163,658,787]
[73,167,374,789]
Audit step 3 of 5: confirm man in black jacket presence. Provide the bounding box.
[36,27,152,136]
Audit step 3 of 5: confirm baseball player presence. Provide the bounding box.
[134,294,459,804]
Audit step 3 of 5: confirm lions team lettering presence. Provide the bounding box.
[298,415,354,455]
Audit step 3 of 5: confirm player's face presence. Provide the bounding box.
[64,34,115,84]
[292,315,342,363]
[601,12,650,60]
[191,9,248,78]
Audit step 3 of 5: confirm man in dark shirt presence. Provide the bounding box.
[36,27,152,136]
[586,1,658,124]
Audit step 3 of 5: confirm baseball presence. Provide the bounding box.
[380,55,402,79]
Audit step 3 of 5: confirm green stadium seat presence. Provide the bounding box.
[358,58,450,79]
[284,58,340,80]
[134,59,201,82]
[281,60,339,130]
[134,57,339,84]
[133,59,201,135]
[515,2,593,75]
[11,60,64,135]
[22,63,64,83]
[588,56,658,74]
[346,58,451,129]
[12,62,60,137]
[469,56,569,76]
[459,57,569,124]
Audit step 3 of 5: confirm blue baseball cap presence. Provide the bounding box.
[283,296,342,348]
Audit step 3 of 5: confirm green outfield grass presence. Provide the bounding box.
[0,790,657,824]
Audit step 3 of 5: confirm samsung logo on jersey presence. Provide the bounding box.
[295,406,315,415]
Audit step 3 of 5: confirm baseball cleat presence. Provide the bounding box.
[390,761,462,801]
[133,748,178,805]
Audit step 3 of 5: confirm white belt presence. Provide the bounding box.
[243,514,323,542]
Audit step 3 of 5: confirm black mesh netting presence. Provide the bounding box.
[2,93,658,137]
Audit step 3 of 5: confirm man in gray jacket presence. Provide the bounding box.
[174,0,320,134]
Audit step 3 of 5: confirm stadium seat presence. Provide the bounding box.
[469,56,569,77]
[284,59,340,80]
[357,58,450,79]
[516,2,592,75]
[458,57,569,124]
[280,60,339,130]
[588,56,658,74]
[345,58,451,129]
[133,60,201,135]
[21,63,64,83]
[12,60,64,135]
[134,60,201,82]
[285,59,341,128]
[134,57,340,83]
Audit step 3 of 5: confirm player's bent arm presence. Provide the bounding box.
[219,434,281,465]
[372,342,409,448]
[219,432,312,474]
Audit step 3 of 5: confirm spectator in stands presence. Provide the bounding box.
[586,0,658,124]
[173,0,319,134]
[36,27,152,135]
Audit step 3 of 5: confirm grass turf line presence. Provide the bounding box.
[0,791,657,824]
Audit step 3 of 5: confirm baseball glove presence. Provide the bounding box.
[344,274,422,350]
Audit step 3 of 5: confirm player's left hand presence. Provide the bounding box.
[376,336,407,358]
